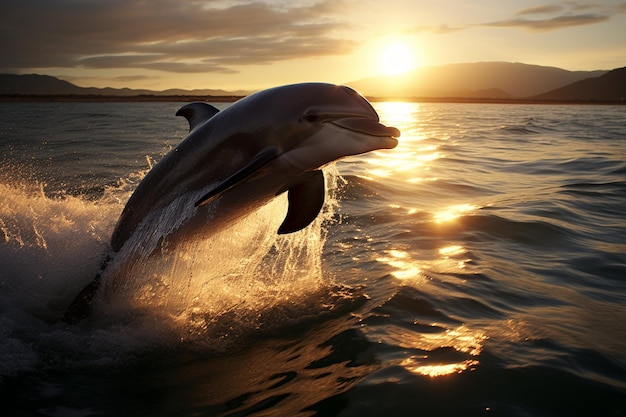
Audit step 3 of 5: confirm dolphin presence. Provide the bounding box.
[62,82,400,323]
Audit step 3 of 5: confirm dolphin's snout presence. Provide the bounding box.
[330,117,401,138]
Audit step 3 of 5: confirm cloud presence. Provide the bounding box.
[409,1,626,35]
[0,0,355,73]
[409,24,467,35]
[483,1,624,32]
[515,4,565,16]
[483,13,609,32]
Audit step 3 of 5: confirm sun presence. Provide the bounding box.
[379,42,417,76]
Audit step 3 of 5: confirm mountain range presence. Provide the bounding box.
[0,74,250,97]
[1,62,625,102]
[346,62,620,100]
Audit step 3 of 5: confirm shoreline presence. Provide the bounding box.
[0,94,624,105]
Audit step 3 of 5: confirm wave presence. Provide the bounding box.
[498,124,540,135]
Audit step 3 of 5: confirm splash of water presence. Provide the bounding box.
[3,165,339,334]
[0,181,117,318]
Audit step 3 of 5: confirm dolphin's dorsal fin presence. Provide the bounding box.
[195,147,280,207]
[176,102,220,131]
[278,170,325,234]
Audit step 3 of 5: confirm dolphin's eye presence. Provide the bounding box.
[302,114,321,123]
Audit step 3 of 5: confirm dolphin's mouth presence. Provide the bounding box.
[330,117,401,139]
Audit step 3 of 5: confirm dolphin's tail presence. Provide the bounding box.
[62,253,112,324]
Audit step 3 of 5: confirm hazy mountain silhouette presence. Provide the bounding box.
[347,62,607,99]
[531,67,626,101]
[0,74,251,97]
[2,62,623,101]
[0,74,84,95]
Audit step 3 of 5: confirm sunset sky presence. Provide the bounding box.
[1,0,624,91]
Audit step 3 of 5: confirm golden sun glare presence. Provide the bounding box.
[379,42,417,76]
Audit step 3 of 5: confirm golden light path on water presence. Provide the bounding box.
[365,102,487,378]
[363,102,439,182]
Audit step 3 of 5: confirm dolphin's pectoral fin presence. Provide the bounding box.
[176,102,221,131]
[195,147,281,207]
[278,170,325,234]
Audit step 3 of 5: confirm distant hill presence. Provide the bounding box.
[347,62,607,99]
[0,74,84,95]
[0,74,251,97]
[2,62,623,102]
[531,67,626,102]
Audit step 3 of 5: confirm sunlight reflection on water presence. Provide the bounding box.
[364,102,441,183]
[404,358,481,378]
[367,102,489,378]
[363,318,487,378]
[434,203,479,223]
[399,325,486,377]
[376,249,422,280]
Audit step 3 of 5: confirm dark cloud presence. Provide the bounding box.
[0,0,355,73]
[112,75,156,83]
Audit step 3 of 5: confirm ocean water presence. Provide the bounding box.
[1,100,625,416]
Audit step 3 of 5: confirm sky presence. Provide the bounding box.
[1,0,625,91]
